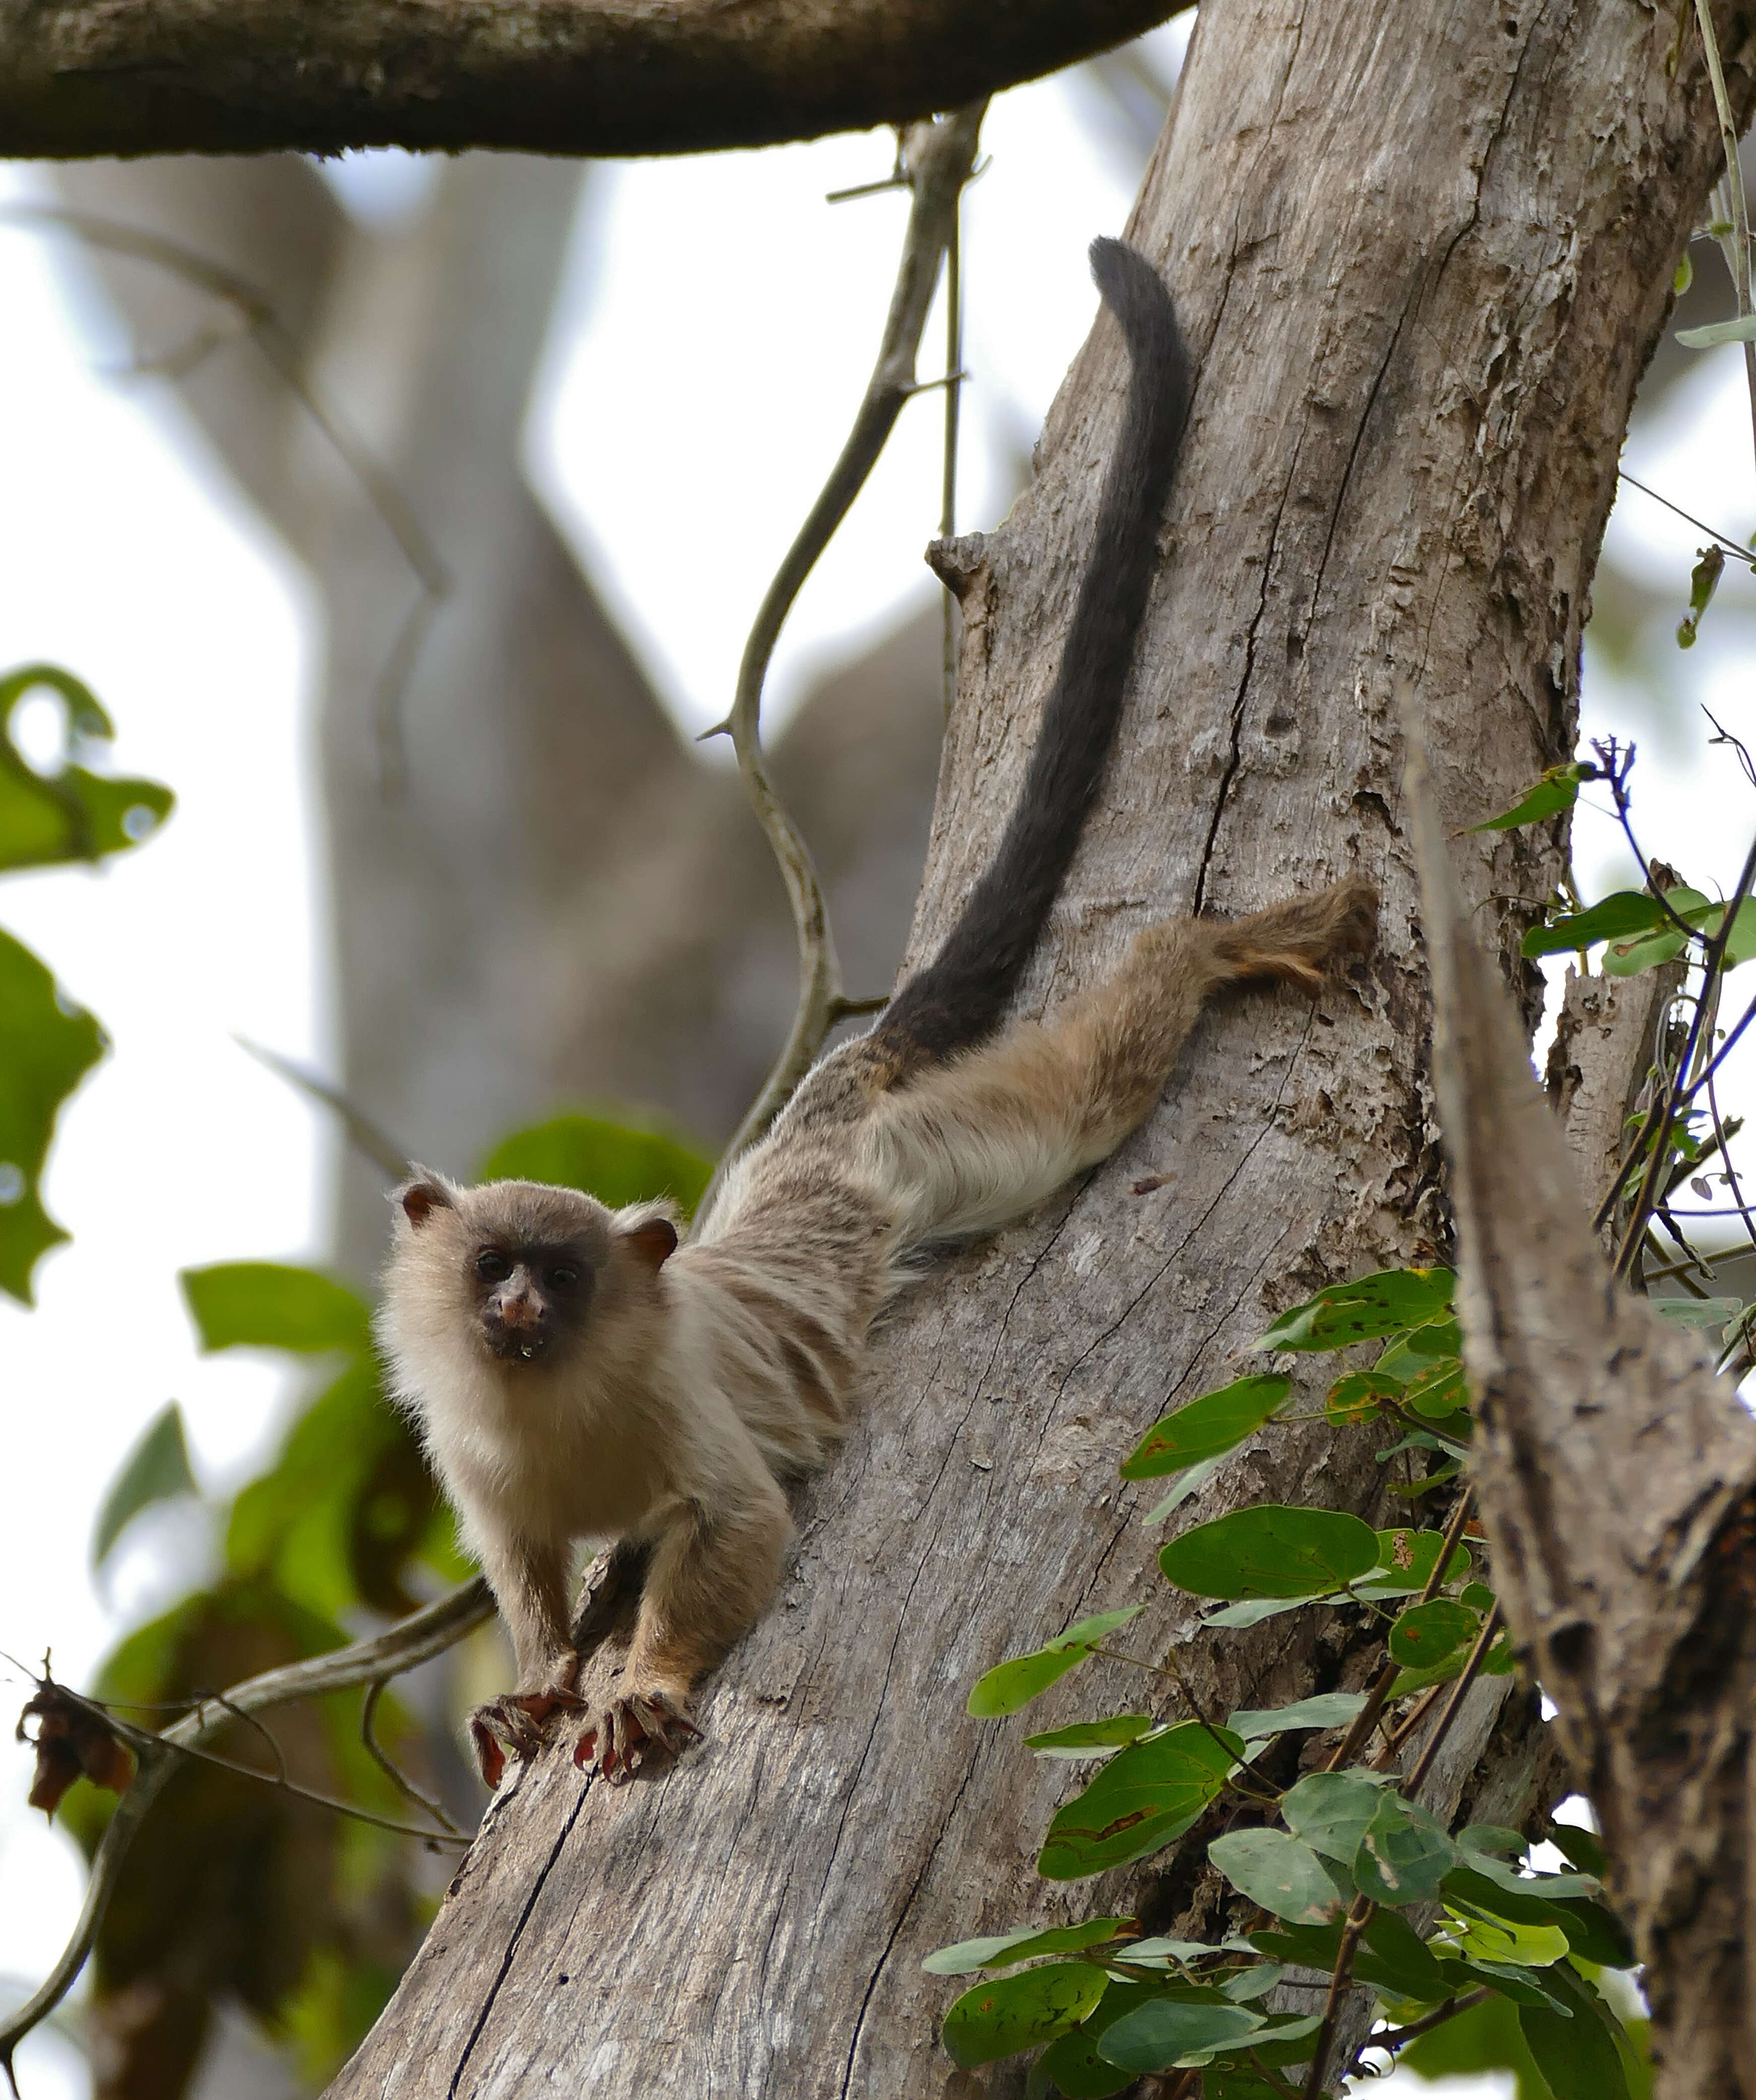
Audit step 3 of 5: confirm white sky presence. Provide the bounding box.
[0,28,1743,2094]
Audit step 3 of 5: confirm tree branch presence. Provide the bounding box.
[698,102,984,1214]
[0,1579,492,2088]
[0,1,1178,162]
[1403,691,1756,2093]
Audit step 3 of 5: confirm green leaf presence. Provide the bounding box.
[1121,1377,1290,1479]
[1388,1597,1479,1668]
[1219,1963,1284,2002]
[182,1263,373,1356]
[1207,1829,1346,1925]
[1142,1453,1228,1524]
[967,1607,1143,1718]
[1521,890,1672,959]
[0,663,174,873]
[1226,1691,1367,1745]
[1024,1715,1157,1759]
[1255,1268,1456,1351]
[1549,1824,1607,1879]
[923,1919,1139,1976]
[1039,1723,1240,1881]
[1518,1962,1633,2098]
[941,1962,1111,2068]
[1357,1908,1457,1999]
[1200,1596,1322,1629]
[1373,1313,1463,1381]
[1402,1354,1471,1419]
[1326,1371,1402,1425]
[1034,1981,1165,2097]
[1360,1525,1472,1596]
[1450,1911,1571,1968]
[1652,1294,1742,1331]
[1544,1895,1636,1968]
[1676,313,1756,347]
[1471,762,1597,832]
[1158,1505,1380,1600]
[1282,1771,1389,1864]
[477,1109,711,1216]
[1354,1793,1457,1906]
[0,929,105,1304]
[92,1403,198,1568]
[1097,1999,1266,2073]
[1677,543,1727,647]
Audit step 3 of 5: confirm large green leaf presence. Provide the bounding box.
[1038,1722,1240,1881]
[1207,1829,1345,1925]
[1520,890,1676,959]
[1389,1598,1479,1668]
[1226,1692,1367,1746]
[1159,1505,1379,1600]
[1255,1268,1455,1351]
[1518,1962,1632,2099]
[967,1608,1143,1718]
[1121,1377,1290,1480]
[92,1402,199,1568]
[1034,1984,1158,2097]
[922,1920,1138,1976]
[1282,1770,1389,1864]
[0,662,173,873]
[941,1962,1110,2068]
[183,1262,373,1356]
[477,1110,711,1216]
[0,928,105,1304]
[1097,1998,1265,2073]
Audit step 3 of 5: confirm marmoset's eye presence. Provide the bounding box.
[476,1249,512,1282]
[549,1265,581,1290]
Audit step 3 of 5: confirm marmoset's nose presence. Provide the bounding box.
[498,1286,543,1332]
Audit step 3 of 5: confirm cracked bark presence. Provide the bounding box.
[0,0,1180,161]
[324,2,1756,2094]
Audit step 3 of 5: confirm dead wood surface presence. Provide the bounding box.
[0,0,1175,161]
[1411,727,1756,2100]
[326,4,1756,2095]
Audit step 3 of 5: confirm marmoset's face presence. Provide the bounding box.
[465,1233,596,1363]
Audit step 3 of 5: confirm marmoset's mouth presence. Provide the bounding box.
[483,1324,548,1363]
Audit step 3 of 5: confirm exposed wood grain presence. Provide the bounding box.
[0,0,1177,160]
[1410,716,1756,2100]
[327,3,1756,2093]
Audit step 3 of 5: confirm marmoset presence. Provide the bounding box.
[379,239,1376,1786]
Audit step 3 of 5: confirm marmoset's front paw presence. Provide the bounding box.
[468,1685,584,1789]
[572,1687,700,1785]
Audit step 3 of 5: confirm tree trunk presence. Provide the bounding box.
[326,4,1753,2093]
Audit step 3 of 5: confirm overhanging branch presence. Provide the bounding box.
[0,0,1182,161]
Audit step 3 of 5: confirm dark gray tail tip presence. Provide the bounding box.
[1087,235,1168,314]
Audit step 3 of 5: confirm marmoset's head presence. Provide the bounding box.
[381,1170,678,1370]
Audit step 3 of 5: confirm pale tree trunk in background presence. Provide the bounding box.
[323,4,1755,2095]
[47,155,949,1279]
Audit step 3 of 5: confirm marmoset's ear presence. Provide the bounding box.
[618,1206,679,1273]
[395,1169,454,1230]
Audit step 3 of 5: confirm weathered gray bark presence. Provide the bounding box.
[0,0,1178,160]
[325,4,1756,2096]
[1410,724,1756,2100]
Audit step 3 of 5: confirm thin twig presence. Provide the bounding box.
[1705,704,1756,792]
[1691,1,1756,474]
[0,1579,491,2084]
[694,102,986,1223]
[1402,1601,1504,1796]
[1354,1987,1494,2066]
[236,1036,416,1183]
[1302,1895,1373,2100]
[362,1676,466,1838]
[1616,469,1751,560]
[940,182,965,720]
[0,204,451,802]
[1324,1488,1477,1773]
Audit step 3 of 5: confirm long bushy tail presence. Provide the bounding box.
[874,238,1192,1066]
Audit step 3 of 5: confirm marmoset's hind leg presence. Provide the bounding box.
[868,878,1376,1241]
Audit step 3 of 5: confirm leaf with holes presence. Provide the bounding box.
[1326,1371,1403,1425]
[1255,1268,1456,1351]
[0,662,173,873]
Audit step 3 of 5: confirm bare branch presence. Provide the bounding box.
[698,102,985,1216]
[0,1,1180,162]
[0,1580,492,2084]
